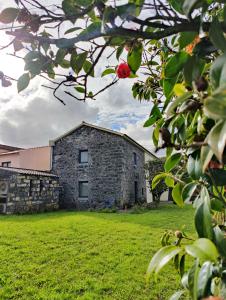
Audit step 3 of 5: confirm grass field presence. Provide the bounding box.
[0,205,194,300]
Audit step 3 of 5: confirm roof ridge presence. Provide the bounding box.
[50,122,157,158]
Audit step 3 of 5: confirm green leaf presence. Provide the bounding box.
[169,0,185,14]
[78,22,101,40]
[169,291,184,300]
[164,153,181,172]
[200,145,213,173]
[17,73,30,93]
[210,53,226,89]
[64,27,81,35]
[179,32,198,49]
[183,0,203,17]
[213,226,226,258]
[195,202,214,240]
[211,198,224,212]
[83,60,94,77]
[152,173,167,189]
[147,245,182,276]
[101,68,115,77]
[188,260,200,300]
[163,77,178,100]
[197,261,213,299]
[165,52,188,78]
[62,0,81,19]
[204,85,226,120]
[73,0,92,7]
[179,254,185,277]
[184,55,205,86]
[24,51,41,62]
[55,38,75,49]
[172,183,184,207]
[209,18,226,52]
[187,154,202,180]
[182,182,197,202]
[207,120,226,162]
[127,43,143,73]
[165,176,175,188]
[0,7,19,24]
[143,115,157,127]
[70,52,87,73]
[75,86,85,93]
[144,105,161,127]
[185,238,219,262]
[55,48,67,64]
[165,92,192,116]
[59,59,70,69]
[117,3,138,19]
[116,45,124,60]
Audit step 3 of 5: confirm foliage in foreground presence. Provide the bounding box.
[1,0,226,299]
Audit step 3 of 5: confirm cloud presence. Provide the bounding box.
[0,88,99,147]
[0,0,157,155]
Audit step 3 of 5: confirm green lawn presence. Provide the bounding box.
[0,205,194,300]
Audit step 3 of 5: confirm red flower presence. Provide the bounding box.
[116,63,131,78]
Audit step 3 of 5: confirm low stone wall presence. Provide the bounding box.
[0,169,60,214]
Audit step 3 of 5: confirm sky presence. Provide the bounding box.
[0,0,156,154]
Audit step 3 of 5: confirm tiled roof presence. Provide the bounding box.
[0,144,23,152]
[50,121,157,159]
[0,167,57,177]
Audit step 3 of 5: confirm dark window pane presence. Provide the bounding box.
[79,150,88,163]
[79,181,88,198]
[133,153,137,165]
[1,161,11,167]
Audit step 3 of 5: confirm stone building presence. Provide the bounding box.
[50,122,156,210]
[0,167,60,214]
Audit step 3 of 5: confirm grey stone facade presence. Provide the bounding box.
[0,168,60,214]
[52,124,149,210]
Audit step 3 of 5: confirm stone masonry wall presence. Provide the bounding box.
[120,139,146,207]
[0,170,59,214]
[52,126,146,210]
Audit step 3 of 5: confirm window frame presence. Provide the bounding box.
[79,150,88,164]
[79,181,89,198]
[1,161,11,167]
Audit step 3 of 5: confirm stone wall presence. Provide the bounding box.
[145,158,169,203]
[0,169,59,214]
[52,126,146,210]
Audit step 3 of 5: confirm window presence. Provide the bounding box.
[40,180,44,193]
[79,150,88,163]
[1,161,11,167]
[133,152,137,165]
[79,181,88,198]
[29,180,35,196]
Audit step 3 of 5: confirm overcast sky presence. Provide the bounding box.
[0,0,156,154]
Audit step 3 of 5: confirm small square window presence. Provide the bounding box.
[1,161,11,167]
[133,153,137,165]
[79,150,88,163]
[79,181,88,198]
